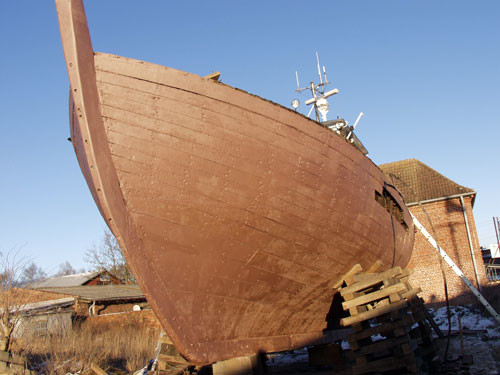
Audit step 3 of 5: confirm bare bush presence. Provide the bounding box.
[0,248,31,352]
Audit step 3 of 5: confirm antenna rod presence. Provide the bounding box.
[352,112,364,130]
[295,71,300,91]
[347,112,364,140]
[316,52,323,84]
[494,217,500,247]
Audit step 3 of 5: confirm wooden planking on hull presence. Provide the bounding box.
[98,104,386,251]
[96,87,390,240]
[92,53,412,344]
[56,0,414,364]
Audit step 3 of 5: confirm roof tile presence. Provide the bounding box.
[378,159,475,204]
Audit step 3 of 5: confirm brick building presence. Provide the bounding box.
[379,159,487,306]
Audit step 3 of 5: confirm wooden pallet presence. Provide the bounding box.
[339,265,436,374]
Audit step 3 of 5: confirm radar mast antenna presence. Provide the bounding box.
[292,52,338,122]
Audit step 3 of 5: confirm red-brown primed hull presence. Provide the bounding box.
[57,0,414,365]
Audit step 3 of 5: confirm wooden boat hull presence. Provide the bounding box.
[57,0,414,365]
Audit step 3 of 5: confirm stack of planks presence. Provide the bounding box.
[339,264,437,374]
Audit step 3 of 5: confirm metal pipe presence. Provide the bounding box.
[406,191,476,207]
[460,195,482,291]
[412,213,500,325]
[494,216,500,246]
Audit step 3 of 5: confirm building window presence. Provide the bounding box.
[33,319,48,336]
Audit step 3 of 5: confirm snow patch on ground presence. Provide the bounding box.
[432,305,499,332]
[429,305,500,374]
[267,305,500,374]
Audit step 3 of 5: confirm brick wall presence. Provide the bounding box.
[408,196,487,306]
[87,309,162,330]
[83,273,122,285]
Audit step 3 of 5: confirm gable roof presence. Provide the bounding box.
[33,271,102,288]
[35,285,144,303]
[378,159,475,205]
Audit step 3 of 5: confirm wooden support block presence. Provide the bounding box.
[402,287,422,300]
[389,293,401,304]
[91,363,107,375]
[355,335,410,356]
[341,299,408,327]
[352,263,386,284]
[342,283,407,310]
[158,342,189,365]
[334,263,363,289]
[367,260,384,273]
[393,327,407,337]
[395,268,413,280]
[212,354,265,375]
[9,353,26,366]
[0,351,9,363]
[351,273,377,283]
[340,267,403,295]
[348,338,361,351]
[204,72,221,81]
[348,315,413,342]
[340,267,427,374]
[307,343,344,367]
[391,338,417,356]
[383,276,399,287]
[354,355,368,366]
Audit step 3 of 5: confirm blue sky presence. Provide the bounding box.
[0,1,499,274]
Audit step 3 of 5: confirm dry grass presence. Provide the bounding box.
[13,317,159,375]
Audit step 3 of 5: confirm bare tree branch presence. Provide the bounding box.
[84,229,134,283]
[21,262,47,287]
[54,261,78,277]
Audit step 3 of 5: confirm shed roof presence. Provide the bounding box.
[1,297,75,315]
[36,284,145,302]
[33,271,102,288]
[378,159,475,205]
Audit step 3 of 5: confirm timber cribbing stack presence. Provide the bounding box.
[339,265,437,374]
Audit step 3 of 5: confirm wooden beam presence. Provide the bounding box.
[204,71,221,81]
[342,283,407,310]
[341,267,402,295]
[333,263,363,289]
[91,363,108,375]
[341,299,408,327]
